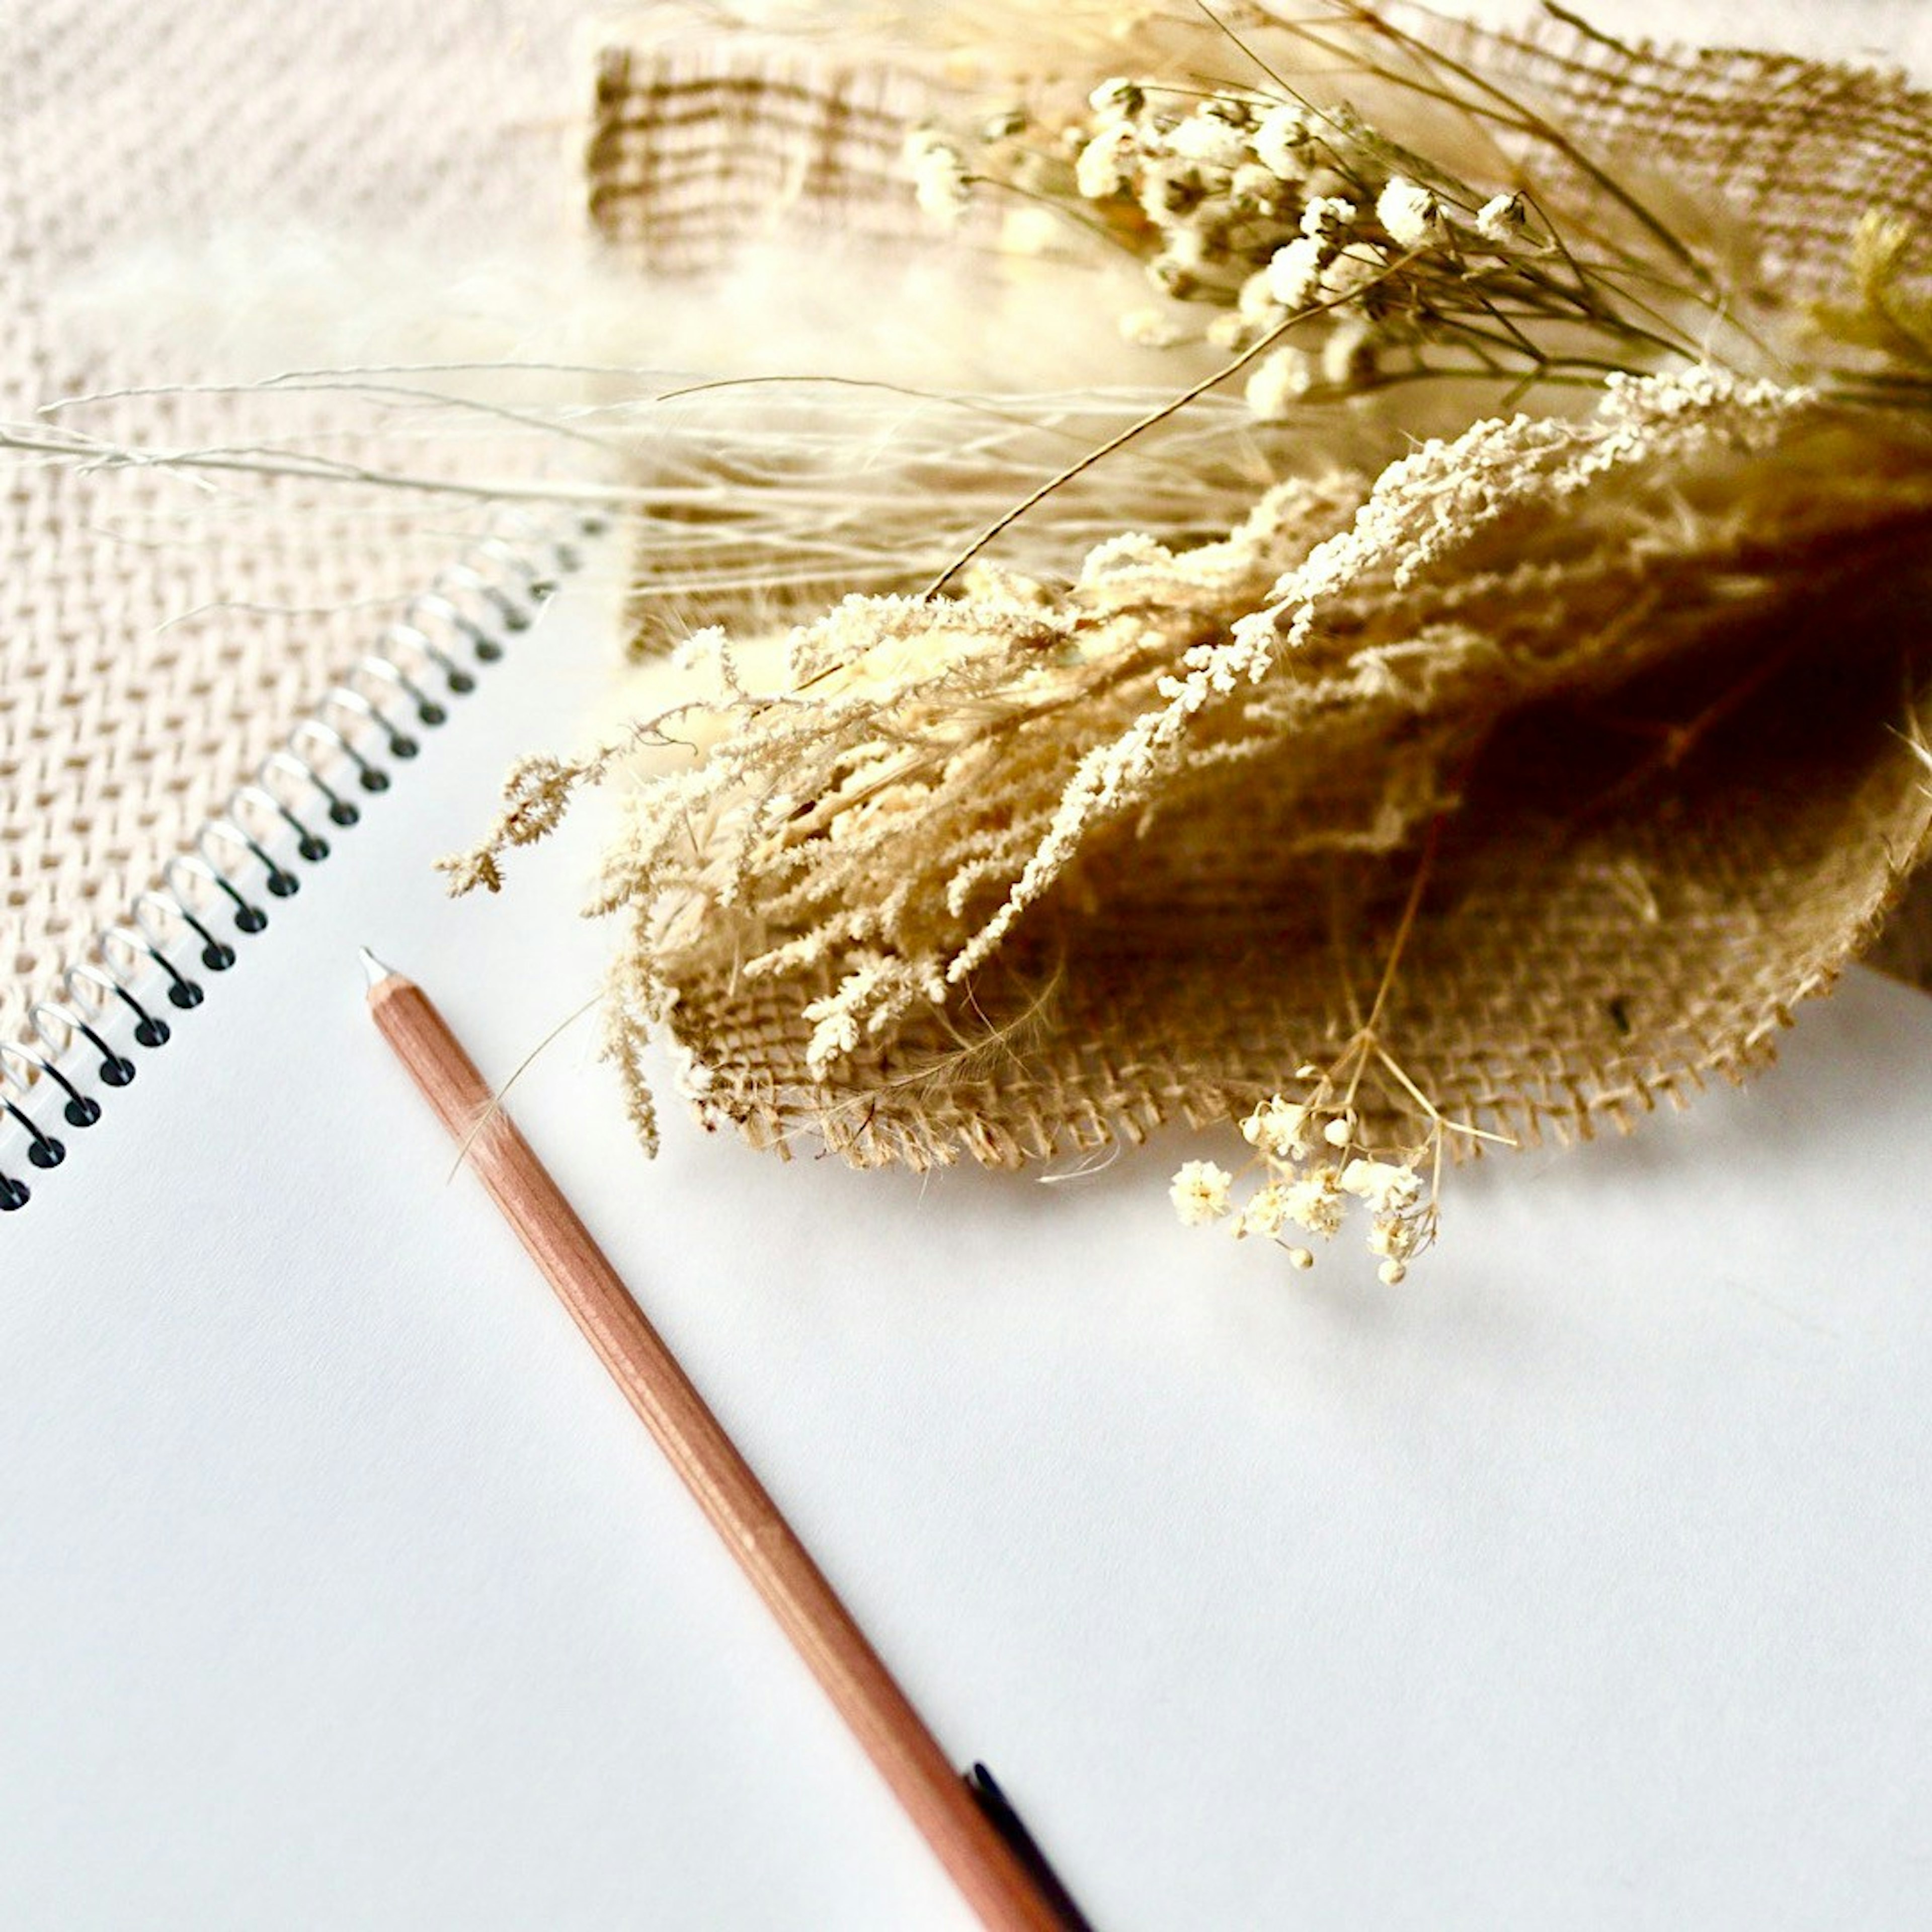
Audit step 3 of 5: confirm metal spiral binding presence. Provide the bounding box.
[0,514,604,1213]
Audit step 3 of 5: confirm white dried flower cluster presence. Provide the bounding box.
[445,466,1371,1155]
[1171,1072,1433,1283]
[984,78,1556,415]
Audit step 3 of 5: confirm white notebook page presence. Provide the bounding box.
[6,551,1932,1927]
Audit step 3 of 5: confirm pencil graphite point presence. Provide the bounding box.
[359,946,397,990]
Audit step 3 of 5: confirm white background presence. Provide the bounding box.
[9,6,1932,1927]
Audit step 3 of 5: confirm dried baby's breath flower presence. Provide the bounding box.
[1242,1095,1310,1159]
[1375,177,1441,250]
[1474,191,1526,244]
[1281,1172,1346,1238]
[1245,345,1314,419]
[1299,194,1356,240]
[1087,75,1142,121]
[1340,1158,1423,1213]
[1169,110,1250,170]
[1171,1159,1235,1225]
[1076,123,1138,200]
[1235,1183,1292,1239]
[1253,102,1315,179]
[905,127,972,226]
[1176,1056,1447,1278]
[941,47,1786,433]
[1368,1210,1425,1284]
[1264,235,1327,309]
[1367,1214,1420,1261]
[1135,157,1197,225]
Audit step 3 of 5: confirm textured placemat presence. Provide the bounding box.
[0,0,958,1048]
[0,0,594,1038]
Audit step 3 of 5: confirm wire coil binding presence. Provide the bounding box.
[0,514,604,1213]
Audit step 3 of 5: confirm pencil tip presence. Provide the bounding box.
[963,1760,1095,1932]
[359,946,395,989]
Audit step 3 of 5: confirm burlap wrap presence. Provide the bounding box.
[579,7,1932,1166]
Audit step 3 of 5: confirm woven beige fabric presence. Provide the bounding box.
[667,567,1932,1165]
[573,9,1932,1168]
[1469,9,1932,309]
[586,22,936,275]
[0,0,589,1037]
[0,0,967,1050]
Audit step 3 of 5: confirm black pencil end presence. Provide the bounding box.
[963,1760,1097,1932]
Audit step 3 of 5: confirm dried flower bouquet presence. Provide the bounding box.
[452,1,1932,1277]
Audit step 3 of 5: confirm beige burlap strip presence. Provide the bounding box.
[1464,6,1932,309]
[585,22,936,276]
[668,547,1932,1165]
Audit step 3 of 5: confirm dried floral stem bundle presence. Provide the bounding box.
[455,1,1932,1274]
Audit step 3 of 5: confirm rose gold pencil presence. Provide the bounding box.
[361,950,1072,1932]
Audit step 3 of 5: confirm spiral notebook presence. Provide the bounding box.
[7,525,1932,1930]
